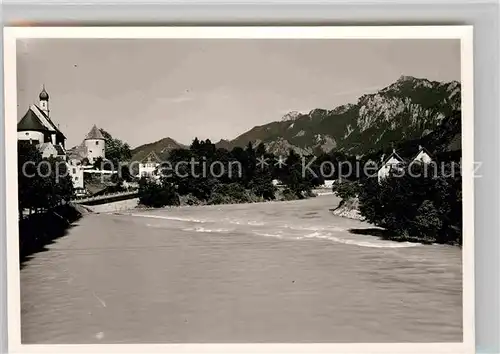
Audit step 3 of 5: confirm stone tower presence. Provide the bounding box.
[84,125,106,164]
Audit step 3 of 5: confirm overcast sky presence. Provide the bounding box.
[17,39,460,148]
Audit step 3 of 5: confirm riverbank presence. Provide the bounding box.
[331,196,461,246]
[330,197,364,221]
[136,187,320,210]
[19,203,83,265]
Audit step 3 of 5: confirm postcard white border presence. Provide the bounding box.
[3,26,474,354]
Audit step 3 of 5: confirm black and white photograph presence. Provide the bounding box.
[4,27,474,353]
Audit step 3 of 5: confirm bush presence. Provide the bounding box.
[208,183,256,205]
[249,172,276,201]
[138,178,179,208]
[412,200,442,242]
[179,194,203,206]
[280,188,299,201]
[333,180,361,201]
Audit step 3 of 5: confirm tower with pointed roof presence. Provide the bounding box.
[84,125,106,163]
[17,86,66,149]
[39,85,49,116]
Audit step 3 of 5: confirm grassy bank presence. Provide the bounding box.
[137,178,316,209]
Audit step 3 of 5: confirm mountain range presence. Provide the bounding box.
[131,75,461,162]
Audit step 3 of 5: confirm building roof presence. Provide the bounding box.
[66,141,88,161]
[33,105,65,138]
[18,104,66,140]
[410,145,433,162]
[37,142,66,156]
[17,108,48,131]
[381,150,405,167]
[141,151,163,163]
[39,86,49,100]
[85,125,105,140]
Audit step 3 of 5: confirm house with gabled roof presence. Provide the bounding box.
[139,151,164,178]
[377,149,405,184]
[377,145,433,184]
[410,145,433,165]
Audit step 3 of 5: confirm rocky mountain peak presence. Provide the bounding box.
[281,111,302,121]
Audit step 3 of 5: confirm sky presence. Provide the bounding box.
[17,38,461,148]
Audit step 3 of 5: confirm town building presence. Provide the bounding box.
[68,159,85,190]
[410,145,433,165]
[17,87,66,151]
[17,87,110,195]
[377,146,433,184]
[377,149,405,184]
[84,125,106,164]
[139,151,163,178]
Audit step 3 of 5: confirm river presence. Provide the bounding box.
[20,195,462,343]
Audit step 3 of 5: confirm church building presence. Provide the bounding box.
[17,86,66,159]
[17,87,109,194]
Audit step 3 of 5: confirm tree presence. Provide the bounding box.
[92,157,104,170]
[249,171,276,200]
[18,142,74,216]
[138,177,179,208]
[333,180,361,201]
[278,150,319,198]
[99,128,132,168]
[358,163,462,244]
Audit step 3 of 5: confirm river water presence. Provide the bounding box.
[20,195,462,344]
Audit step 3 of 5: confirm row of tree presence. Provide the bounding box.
[18,143,74,219]
[138,138,325,207]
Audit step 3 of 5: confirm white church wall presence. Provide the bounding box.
[17,131,44,144]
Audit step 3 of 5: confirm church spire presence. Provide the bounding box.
[39,85,49,100]
[39,85,49,116]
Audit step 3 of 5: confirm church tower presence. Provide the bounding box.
[39,85,49,116]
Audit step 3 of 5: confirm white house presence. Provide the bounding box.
[139,151,162,178]
[377,149,405,184]
[410,145,433,165]
[377,146,433,184]
[67,159,85,190]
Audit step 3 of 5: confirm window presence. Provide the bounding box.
[96,141,99,146]
[89,150,92,153]
[75,177,79,181]
[72,168,76,174]
[25,132,29,136]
